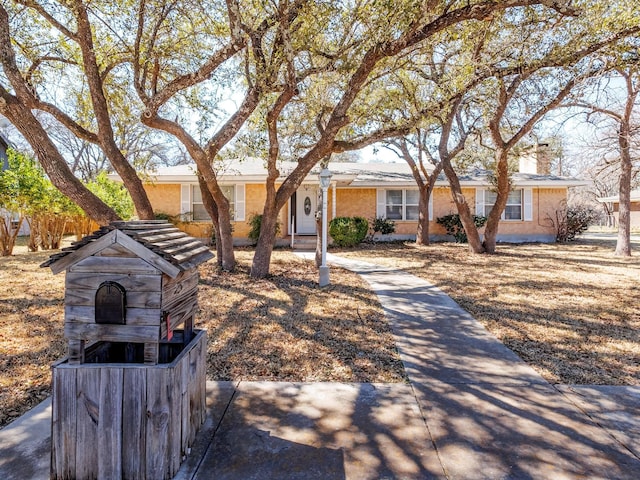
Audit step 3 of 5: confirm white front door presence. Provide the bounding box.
[296,187,318,235]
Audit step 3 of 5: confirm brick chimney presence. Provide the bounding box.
[519,143,551,175]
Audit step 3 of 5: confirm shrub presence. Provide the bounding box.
[329,216,369,247]
[154,212,176,222]
[554,205,596,242]
[371,216,396,235]
[248,213,281,245]
[436,213,487,243]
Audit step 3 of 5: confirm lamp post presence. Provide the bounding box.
[319,168,332,286]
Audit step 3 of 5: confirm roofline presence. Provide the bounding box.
[116,172,586,189]
[598,194,640,203]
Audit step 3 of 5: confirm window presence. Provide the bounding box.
[382,189,420,221]
[478,189,532,221]
[185,185,245,221]
[192,185,235,221]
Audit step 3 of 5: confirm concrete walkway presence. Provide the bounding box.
[1,254,639,479]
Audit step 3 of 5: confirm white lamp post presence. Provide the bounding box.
[319,168,332,286]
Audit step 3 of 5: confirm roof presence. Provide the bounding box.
[115,158,586,188]
[41,220,214,277]
[597,189,640,203]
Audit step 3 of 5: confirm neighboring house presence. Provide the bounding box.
[0,133,31,236]
[597,189,640,229]
[115,152,585,245]
[0,133,9,171]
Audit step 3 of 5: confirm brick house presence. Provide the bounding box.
[597,189,640,229]
[115,153,585,245]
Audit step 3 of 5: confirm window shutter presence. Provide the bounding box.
[523,188,533,221]
[475,189,484,216]
[180,185,191,215]
[428,194,433,221]
[235,184,245,221]
[376,189,386,218]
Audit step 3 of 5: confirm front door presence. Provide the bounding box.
[295,187,318,235]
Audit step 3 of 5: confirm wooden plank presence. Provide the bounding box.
[49,229,118,274]
[162,276,199,309]
[51,367,77,479]
[179,352,190,458]
[66,272,162,292]
[115,231,181,278]
[198,331,207,425]
[188,332,206,440]
[170,297,198,332]
[65,288,162,309]
[76,368,101,479]
[65,323,161,343]
[181,388,190,461]
[168,366,181,477]
[162,269,195,288]
[156,239,203,255]
[65,305,162,326]
[98,368,123,480]
[160,297,198,340]
[67,339,85,364]
[117,223,179,233]
[145,342,159,365]
[70,256,160,274]
[171,245,212,265]
[123,368,147,480]
[94,243,138,257]
[146,368,171,479]
[136,230,186,244]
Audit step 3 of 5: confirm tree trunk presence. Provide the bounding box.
[213,194,235,271]
[251,158,284,278]
[251,202,280,278]
[416,184,430,246]
[197,175,223,266]
[615,119,632,256]
[0,215,22,256]
[482,150,510,254]
[74,3,155,220]
[442,159,485,253]
[0,93,119,225]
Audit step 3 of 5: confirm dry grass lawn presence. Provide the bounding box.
[1,235,638,429]
[338,237,640,386]
[0,242,404,428]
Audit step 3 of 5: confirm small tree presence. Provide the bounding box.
[552,204,597,242]
[68,172,135,240]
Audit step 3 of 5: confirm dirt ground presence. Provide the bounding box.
[0,243,405,428]
[1,235,638,429]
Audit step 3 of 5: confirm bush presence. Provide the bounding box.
[329,216,369,247]
[554,205,596,242]
[436,213,487,243]
[371,216,396,235]
[248,213,281,245]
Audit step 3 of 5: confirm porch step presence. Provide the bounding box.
[289,235,318,250]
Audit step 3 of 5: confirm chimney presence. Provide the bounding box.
[519,143,551,175]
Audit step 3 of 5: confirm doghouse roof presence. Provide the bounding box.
[42,220,214,277]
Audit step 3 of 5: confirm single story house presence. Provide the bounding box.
[120,151,585,245]
[597,189,640,229]
[0,133,9,171]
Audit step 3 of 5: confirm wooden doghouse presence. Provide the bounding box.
[43,220,213,480]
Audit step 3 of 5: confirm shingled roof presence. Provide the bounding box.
[41,220,214,276]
